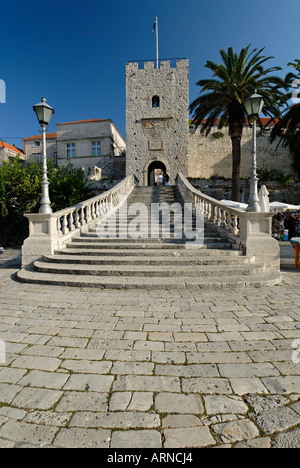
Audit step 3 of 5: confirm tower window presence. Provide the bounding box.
[152,96,160,108]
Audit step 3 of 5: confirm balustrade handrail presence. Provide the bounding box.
[176,172,246,238]
[53,174,136,217]
[52,174,138,237]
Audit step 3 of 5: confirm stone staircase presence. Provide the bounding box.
[17,186,282,289]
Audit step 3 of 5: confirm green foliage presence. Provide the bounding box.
[257,167,291,184]
[211,131,224,139]
[189,45,285,201]
[47,161,93,212]
[0,158,40,218]
[269,60,300,177]
[0,159,94,246]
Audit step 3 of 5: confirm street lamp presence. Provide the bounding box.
[244,91,264,212]
[33,97,54,214]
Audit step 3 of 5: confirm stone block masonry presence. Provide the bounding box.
[188,126,293,179]
[126,60,189,186]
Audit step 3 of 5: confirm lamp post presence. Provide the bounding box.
[33,97,54,214]
[244,91,264,213]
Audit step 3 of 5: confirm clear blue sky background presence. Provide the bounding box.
[0,0,299,149]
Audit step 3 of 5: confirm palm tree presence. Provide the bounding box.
[270,60,300,177]
[189,45,285,201]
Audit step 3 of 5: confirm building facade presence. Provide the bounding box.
[23,119,126,180]
[56,119,125,179]
[22,133,57,164]
[0,142,25,163]
[126,59,189,186]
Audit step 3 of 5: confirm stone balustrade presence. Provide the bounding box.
[176,173,280,271]
[21,174,138,267]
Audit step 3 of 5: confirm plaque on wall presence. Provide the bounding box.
[149,140,164,151]
[141,116,173,129]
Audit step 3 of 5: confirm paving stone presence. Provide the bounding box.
[155,393,204,414]
[186,352,251,364]
[272,429,300,448]
[0,420,57,446]
[63,374,114,392]
[23,411,72,427]
[151,351,186,364]
[56,391,108,412]
[212,419,260,444]
[229,378,269,395]
[70,411,160,429]
[182,378,232,394]
[110,430,162,448]
[262,376,300,394]
[0,383,23,404]
[245,394,290,415]
[105,349,151,362]
[235,438,272,448]
[155,364,219,378]
[113,375,181,392]
[111,361,154,375]
[127,392,154,411]
[204,395,248,415]
[162,414,203,428]
[290,400,300,415]
[0,367,27,384]
[255,407,300,435]
[219,363,280,378]
[11,355,61,372]
[18,370,69,390]
[163,426,216,448]
[109,392,132,411]
[54,427,111,448]
[60,359,112,374]
[11,387,63,410]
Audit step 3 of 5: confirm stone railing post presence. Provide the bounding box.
[238,212,280,270]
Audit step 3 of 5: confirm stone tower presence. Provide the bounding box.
[125,59,189,186]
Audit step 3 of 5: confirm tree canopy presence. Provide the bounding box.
[189,45,286,200]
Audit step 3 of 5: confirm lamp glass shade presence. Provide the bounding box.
[244,92,264,119]
[33,97,54,125]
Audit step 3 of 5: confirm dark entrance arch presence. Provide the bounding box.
[147,161,167,186]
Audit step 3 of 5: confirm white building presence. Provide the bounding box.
[22,133,57,164]
[0,141,25,163]
[23,119,126,179]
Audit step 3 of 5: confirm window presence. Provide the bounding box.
[92,141,101,157]
[66,143,75,158]
[33,141,40,147]
[152,95,160,108]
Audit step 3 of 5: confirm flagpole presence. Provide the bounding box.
[156,16,159,69]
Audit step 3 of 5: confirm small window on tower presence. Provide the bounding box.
[152,96,160,108]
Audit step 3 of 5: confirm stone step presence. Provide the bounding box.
[44,254,254,266]
[33,260,265,277]
[56,248,240,257]
[66,241,235,250]
[17,267,282,290]
[79,234,227,243]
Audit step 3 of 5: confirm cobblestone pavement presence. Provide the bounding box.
[0,246,299,448]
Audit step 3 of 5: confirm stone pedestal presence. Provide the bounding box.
[239,212,280,270]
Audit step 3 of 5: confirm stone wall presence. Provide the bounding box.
[188,126,294,179]
[126,60,189,186]
[189,178,300,205]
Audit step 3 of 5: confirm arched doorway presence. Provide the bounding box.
[147,161,167,186]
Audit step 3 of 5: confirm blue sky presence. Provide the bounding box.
[0,0,299,149]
